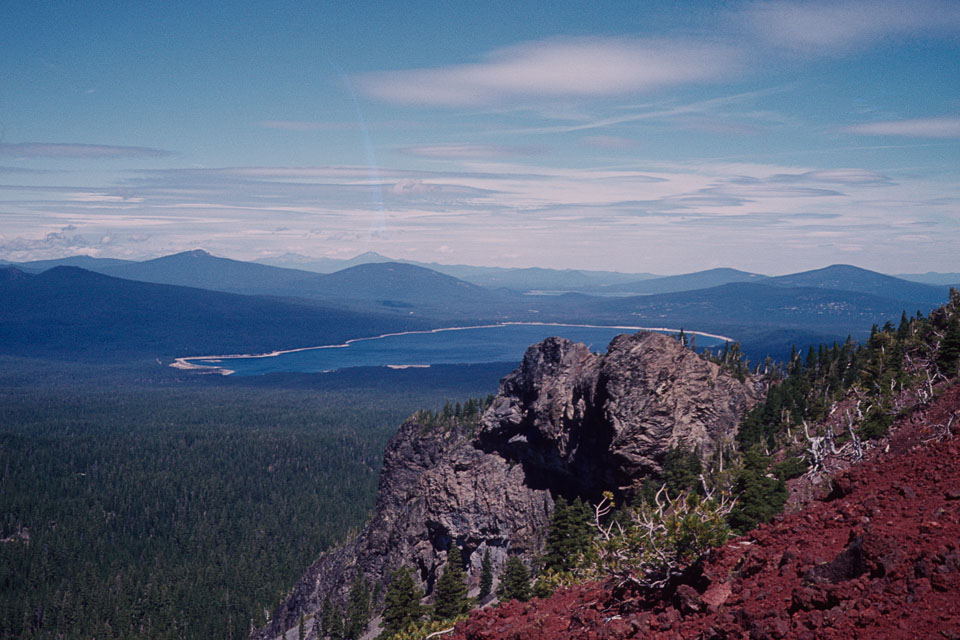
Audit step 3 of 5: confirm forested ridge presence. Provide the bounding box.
[0,382,493,640]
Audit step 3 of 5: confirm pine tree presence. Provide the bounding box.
[542,497,592,572]
[298,614,306,640]
[382,567,423,636]
[432,546,469,621]
[727,446,787,535]
[542,497,571,572]
[321,596,334,638]
[478,551,493,600]
[496,557,531,603]
[897,310,911,341]
[937,319,960,377]
[325,603,344,640]
[662,444,703,496]
[345,573,370,639]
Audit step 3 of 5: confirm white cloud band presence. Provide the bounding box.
[357,37,741,107]
[843,117,960,138]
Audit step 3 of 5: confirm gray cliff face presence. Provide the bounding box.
[600,332,755,482]
[255,332,757,639]
[478,332,756,496]
[255,418,553,640]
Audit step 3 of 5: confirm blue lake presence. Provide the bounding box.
[182,324,728,376]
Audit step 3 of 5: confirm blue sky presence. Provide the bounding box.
[1,0,958,274]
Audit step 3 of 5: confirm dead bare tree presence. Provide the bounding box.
[589,483,736,590]
[803,414,862,475]
[844,410,864,463]
[803,420,832,473]
[924,415,955,443]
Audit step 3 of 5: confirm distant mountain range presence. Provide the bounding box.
[254,251,653,292]
[769,264,949,305]
[95,250,322,294]
[1,251,954,365]
[0,265,427,361]
[7,251,958,296]
[573,265,949,358]
[4,255,135,272]
[5,250,521,320]
[896,271,960,286]
[602,268,768,295]
[253,251,395,273]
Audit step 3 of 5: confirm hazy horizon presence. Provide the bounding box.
[2,1,958,274]
[6,246,960,280]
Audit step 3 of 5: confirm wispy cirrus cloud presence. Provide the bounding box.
[400,144,544,160]
[700,184,845,200]
[0,143,173,159]
[356,37,742,107]
[490,87,792,137]
[0,165,65,174]
[732,168,893,185]
[842,117,960,138]
[744,0,960,53]
[256,120,421,132]
[258,120,337,131]
[1,159,953,272]
[580,135,641,150]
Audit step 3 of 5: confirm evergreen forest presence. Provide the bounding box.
[0,372,497,640]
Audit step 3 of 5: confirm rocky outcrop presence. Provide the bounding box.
[254,417,552,639]
[479,332,757,497]
[255,331,757,639]
[451,383,960,640]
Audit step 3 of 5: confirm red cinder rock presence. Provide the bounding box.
[446,385,960,640]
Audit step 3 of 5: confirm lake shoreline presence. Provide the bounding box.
[171,322,736,376]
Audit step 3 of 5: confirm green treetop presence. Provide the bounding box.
[381,567,424,636]
[497,557,532,603]
[432,546,469,621]
[727,446,787,535]
[478,551,493,600]
[345,573,371,639]
[542,497,593,572]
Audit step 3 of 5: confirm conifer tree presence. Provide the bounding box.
[321,596,334,638]
[542,496,571,572]
[325,604,344,640]
[937,319,960,376]
[727,446,787,535]
[382,567,423,636]
[662,444,703,496]
[478,551,493,600]
[432,546,469,621]
[345,573,370,639]
[542,497,592,572]
[897,310,911,341]
[496,557,532,603]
